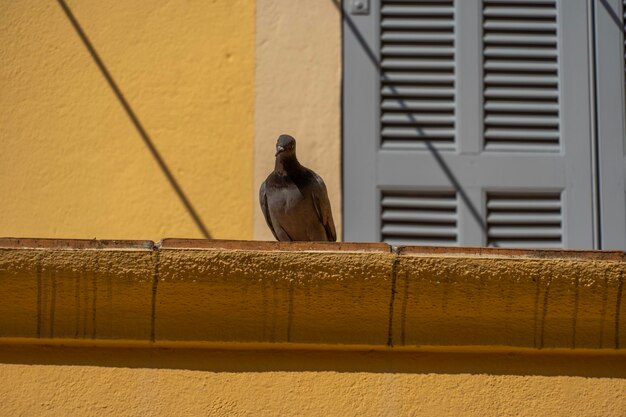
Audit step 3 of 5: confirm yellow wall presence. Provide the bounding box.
[0,1,254,240]
[0,0,344,242]
[1,240,625,415]
[1,345,625,417]
[254,0,342,240]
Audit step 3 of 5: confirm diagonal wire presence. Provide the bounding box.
[335,0,489,236]
[56,0,211,239]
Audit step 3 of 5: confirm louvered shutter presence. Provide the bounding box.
[483,1,560,152]
[486,192,562,248]
[594,0,626,249]
[344,0,595,248]
[381,190,458,245]
[380,1,456,150]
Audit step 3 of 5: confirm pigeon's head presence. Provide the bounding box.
[275,134,296,157]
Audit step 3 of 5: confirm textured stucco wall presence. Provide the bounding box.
[1,240,625,416]
[0,345,625,417]
[0,1,254,240]
[254,0,342,240]
[1,239,624,348]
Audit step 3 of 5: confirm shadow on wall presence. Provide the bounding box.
[55,0,211,239]
[599,0,625,31]
[1,345,625,378]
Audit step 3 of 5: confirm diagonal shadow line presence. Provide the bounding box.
[333,0,489,237]
[599,0,625,34]
[56,0,211,239]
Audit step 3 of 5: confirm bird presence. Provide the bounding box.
[259,134,336,242]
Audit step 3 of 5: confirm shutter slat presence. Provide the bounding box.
[382,59,455,70]
[382,196,457,209]
[382,237,458,245]
[483,21,557,31]
[484,101,559,112]
[483,7,556,18]
[381,5,454,16]
[382,99,455,111]
[382,224,458,237]
[380,0,459,2]
[381,46,455,57]
[382,211,457,223]
[484,61,558,72]
[485,74,558,86]
[480,0,556,3]
[487,199,561,210]
[483,143,559,152]
[487,240,563,249]
[487,212,561,224]
[382,113,455,125]
[383,72,455,83]
[382,127,455,139]
[484,34,556,45]
[484,115,558,127]
[381,19,455,30]
[488,227,562,238]
[381,190,458,246]
[381,0,455,149]
[484,87,558,99]
[382,86,455,98]
[382,32,455,43]
[382,140,455,150]
[484,47,557,58]
[484,129,559,140]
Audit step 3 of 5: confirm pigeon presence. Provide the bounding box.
[259,134,337,242]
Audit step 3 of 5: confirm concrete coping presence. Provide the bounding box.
[0,238,624,350]
[0,238,155,251]
[0,238,623,260]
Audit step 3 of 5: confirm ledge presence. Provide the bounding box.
[0,237,155,250]
[0,238,624,350]
[158,238,391,252]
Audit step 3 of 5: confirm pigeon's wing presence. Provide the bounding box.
[311,172,337,242]
[259,181,280,241]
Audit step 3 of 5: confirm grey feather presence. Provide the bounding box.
[259,134,337,242]
[259,182,279,241]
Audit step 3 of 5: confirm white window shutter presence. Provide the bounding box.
[344,0,597,248]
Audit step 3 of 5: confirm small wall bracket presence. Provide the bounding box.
[350,0,370,15]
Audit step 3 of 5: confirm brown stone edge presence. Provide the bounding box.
[0,238,155,250]
[396,245,626,261]
[158,238,391,252]
[0,238,623,260]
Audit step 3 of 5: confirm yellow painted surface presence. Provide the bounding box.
[395,255,626,349]
[0,247,155,340]
[0,1,254,240]
[1,244,624,349]
[157,248,394,345]
[0,345,625,416]
[1,244,626,415]
[254,0,342,240]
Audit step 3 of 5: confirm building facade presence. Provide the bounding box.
[1,1,625,416]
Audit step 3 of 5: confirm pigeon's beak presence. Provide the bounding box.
[275,146,285,156]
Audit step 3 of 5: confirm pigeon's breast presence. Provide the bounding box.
[267,177,322,240]
[271,182,308,215]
